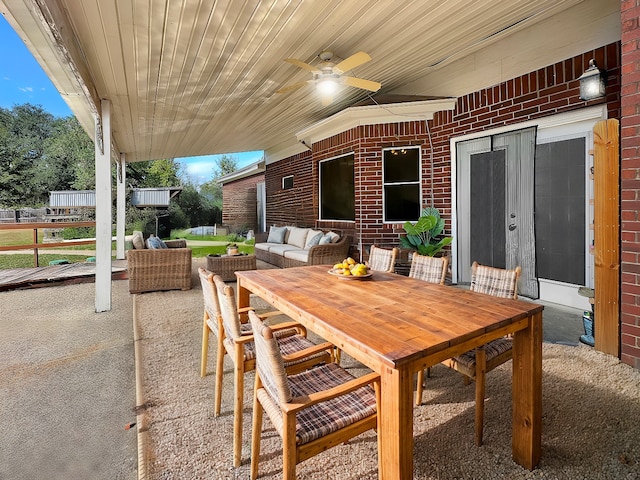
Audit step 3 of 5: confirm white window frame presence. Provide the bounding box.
[282,175,294,190]
[382,146,422,223]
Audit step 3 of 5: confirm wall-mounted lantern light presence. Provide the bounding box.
[578,59,606,101]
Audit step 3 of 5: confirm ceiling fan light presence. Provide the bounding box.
[317,78,338,95]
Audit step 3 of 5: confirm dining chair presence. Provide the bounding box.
[410,254,449,406]
[248,310,380,480]
[366,244,399,273]
[214,275,334,467]
[199,268,287,415]
[441,261,521,446]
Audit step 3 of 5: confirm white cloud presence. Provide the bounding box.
[19,86,33,93]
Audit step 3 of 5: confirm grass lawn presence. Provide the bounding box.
[0,229,40,246]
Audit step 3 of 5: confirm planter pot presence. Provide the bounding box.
[579,311,595,347]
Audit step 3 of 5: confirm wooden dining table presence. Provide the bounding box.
[235,265,543,480]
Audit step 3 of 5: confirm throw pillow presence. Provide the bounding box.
[319,234,333,245]
[132,231,145,250]
[146,235,167,249]
[305,231,323,249]
[267,226,287,244]
[327,231,341,243]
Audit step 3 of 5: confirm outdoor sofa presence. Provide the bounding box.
[126,231,192,293]
[254,226,350,268]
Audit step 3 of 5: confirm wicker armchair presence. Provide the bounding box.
[214,276,333,467]
[248,310,379,480]
[126,239,192,294]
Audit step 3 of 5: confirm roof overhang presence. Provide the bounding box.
[217,160,266,185]
[295,98,457,146]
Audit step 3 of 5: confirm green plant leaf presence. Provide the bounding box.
[421,206,440,219]
[414,215,436,233]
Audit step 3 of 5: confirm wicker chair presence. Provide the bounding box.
[442,261,521,446]
[366,245,399,273]
[248,310,380,480]
[214,276,333,467]
[411,254,449,405]
[199,268,283,415]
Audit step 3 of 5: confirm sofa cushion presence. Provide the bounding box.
[283,249,309,263]
[268,244,300,256]
[267,226,287,244]
[305,229,323,249]
[132,231,145,250]
[287,227,310,249]
[254,242,274,252]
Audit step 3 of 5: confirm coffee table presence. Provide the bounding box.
[206,253,256,281]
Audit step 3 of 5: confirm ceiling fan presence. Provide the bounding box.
[277,51,381,104]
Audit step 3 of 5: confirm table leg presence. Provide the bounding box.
[236,278,251,322]
[379,366,414,480]
[511,310,543,469]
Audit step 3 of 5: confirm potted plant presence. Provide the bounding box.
[400,206,453,257]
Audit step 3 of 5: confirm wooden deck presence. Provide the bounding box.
[0,260,128,291]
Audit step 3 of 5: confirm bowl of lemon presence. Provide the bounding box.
[328,257,372,279]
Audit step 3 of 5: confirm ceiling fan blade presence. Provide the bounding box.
[333,51,371,75]
[341,76,382,92]
[276,81,310,94]
[284,58,321,74]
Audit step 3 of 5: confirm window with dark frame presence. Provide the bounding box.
[282,175,294,190]
[383,147,421,222]
[319,153,355,221]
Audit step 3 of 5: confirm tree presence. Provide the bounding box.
[0,104,56,207]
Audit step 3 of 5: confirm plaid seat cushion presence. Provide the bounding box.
[453,337,513,369]
[257,362,377,446]
[224,328,319,363]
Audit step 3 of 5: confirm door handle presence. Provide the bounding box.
[508,223,517,231]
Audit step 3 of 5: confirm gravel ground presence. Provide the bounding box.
[134,260,640,479]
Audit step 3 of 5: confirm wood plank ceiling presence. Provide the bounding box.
[1,0,591,162]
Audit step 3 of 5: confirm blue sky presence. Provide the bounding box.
[0,15,262,184]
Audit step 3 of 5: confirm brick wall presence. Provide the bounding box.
[621,0,640,369]
[221,173,263,233]
[265,150,315,227]
[266,43,620,247]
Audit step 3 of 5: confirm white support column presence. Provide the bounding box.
[95,99,112,312]
[116,153,126,260]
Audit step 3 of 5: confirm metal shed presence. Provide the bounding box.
[131,187,182,208]
[49,190,96,208]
